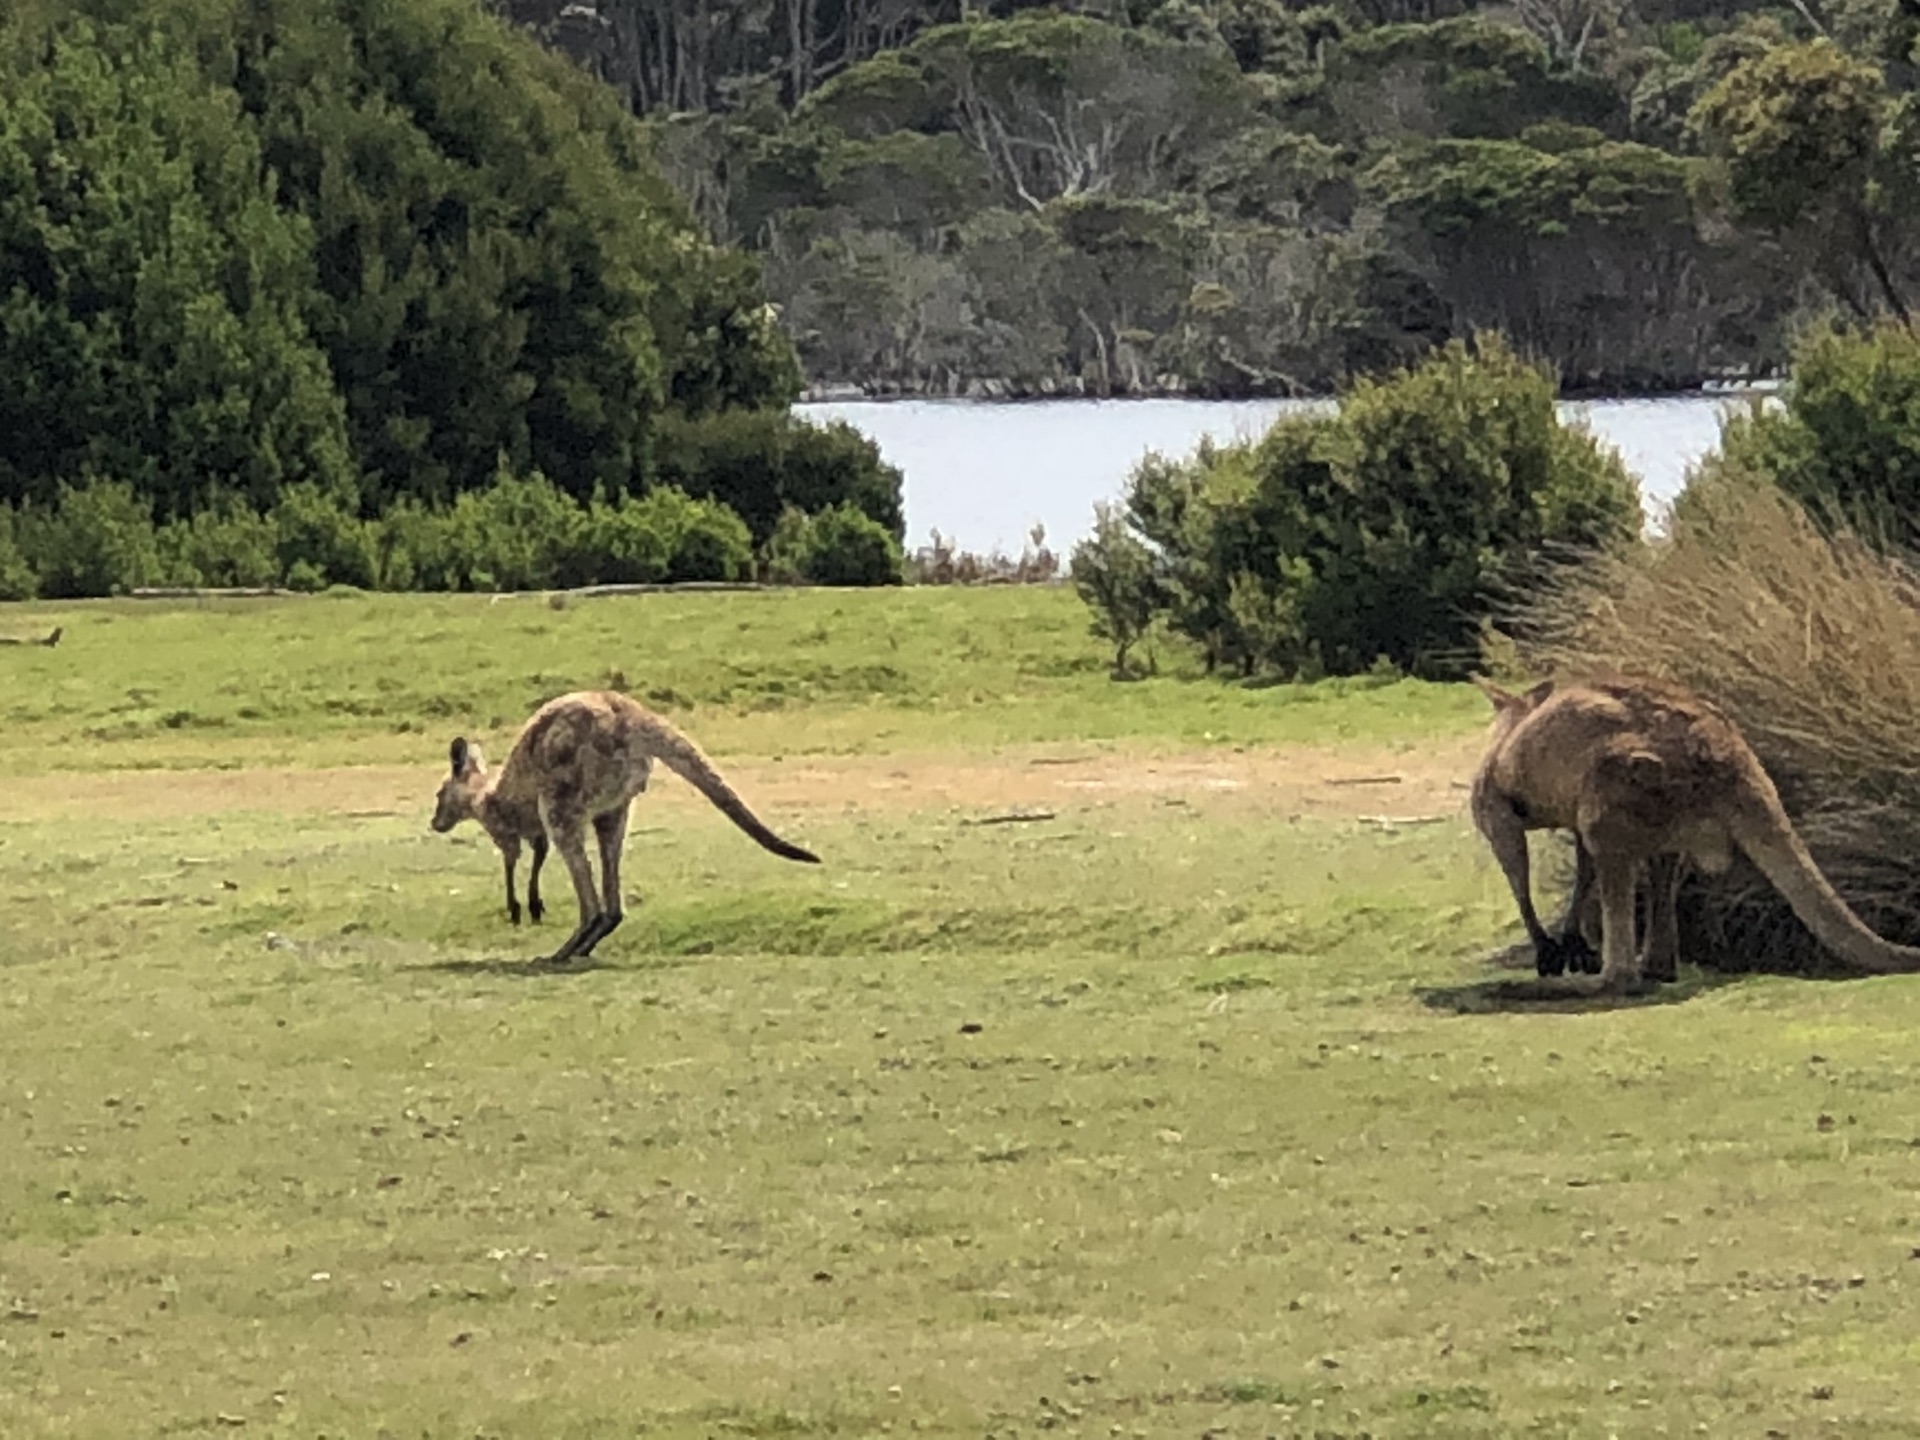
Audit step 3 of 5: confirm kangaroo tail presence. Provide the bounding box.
[652,727,821,864]
[1729,785,1920,974]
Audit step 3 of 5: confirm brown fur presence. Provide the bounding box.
[1472,674,1920,990]
[432,691,819,965]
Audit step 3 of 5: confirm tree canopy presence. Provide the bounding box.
[495,0,1920,396]
[0,0,821,517]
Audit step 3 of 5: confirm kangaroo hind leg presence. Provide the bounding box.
[539,799,602,967]
[577,806,631,958]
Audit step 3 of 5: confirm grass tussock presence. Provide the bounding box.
[1517,472,1920,970]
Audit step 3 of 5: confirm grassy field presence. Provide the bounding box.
[4,589,1920,1439]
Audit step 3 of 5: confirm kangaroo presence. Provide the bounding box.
[1480,679,1672,982]
[431,690,820,965]
[1471,674,1920,991]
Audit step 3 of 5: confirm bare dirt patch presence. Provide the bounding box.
[3,734,1486,827]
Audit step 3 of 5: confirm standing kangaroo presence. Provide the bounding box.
[1471,674,1920,991]
[1476,679,1672,982]
[432,691,820,965]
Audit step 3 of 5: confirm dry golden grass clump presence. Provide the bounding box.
[1516,471,1920,971]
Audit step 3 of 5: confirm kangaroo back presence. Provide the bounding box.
[649,724,821,864]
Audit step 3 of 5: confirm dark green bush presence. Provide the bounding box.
[1097,335,1641,679]
[0,508,37,600]
[18,478,165,598]
[583,488,755,585]
[158,500,282,588]
[653,409,906,546]
[766,502,905,586]
[271,485,380,591]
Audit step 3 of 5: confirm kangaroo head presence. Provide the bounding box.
[432,737,488,832]
[1473,675,1555,748]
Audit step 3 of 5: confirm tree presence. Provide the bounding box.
[1692,39,1913,322]
[1090,336,1641,679]
[1071,502,1162,675]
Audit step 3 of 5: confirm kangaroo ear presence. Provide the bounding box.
[1471,675,1522,713]
[450,737,469,775]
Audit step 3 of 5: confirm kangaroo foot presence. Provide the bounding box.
[1535,931,1601,978]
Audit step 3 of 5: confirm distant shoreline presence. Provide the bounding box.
[797,377,1783,406]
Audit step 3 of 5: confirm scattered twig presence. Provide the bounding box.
[1359,814,1450,830]
[964,810,1059,827]
[1028,756,1095,767]
[1325,774,1403,787]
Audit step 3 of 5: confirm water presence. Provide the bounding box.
[802,392,1765,556]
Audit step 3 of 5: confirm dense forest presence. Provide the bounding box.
[0,0,904,596]
[494,0,1920,395]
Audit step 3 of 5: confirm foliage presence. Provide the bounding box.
[2,466,778,596]
[1071,501,1163,674]
[158,499,283,589]
[16,478,166,599]
[0,0,828,529]
[0,19,354,518]
[765,502,905,586]
[1691,37,1918,321]
[0,507,37,601]
[652,409,905,544]
[1706,321,1920,543]
[548,0,1898,397]
[1095,336,1641,679]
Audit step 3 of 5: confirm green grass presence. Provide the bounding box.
[5,589,1920,1438]
[0,588,1480,772]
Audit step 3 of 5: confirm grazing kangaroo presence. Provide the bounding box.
[1471,674,1920,991]
[432,691,820,965]
[1479,680,1671,981]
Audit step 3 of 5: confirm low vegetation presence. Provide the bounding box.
[1073,336,1639,680]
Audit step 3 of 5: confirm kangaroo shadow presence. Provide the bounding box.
[1416,940,1745,1015]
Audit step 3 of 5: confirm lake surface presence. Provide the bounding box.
[802,393,1765,556]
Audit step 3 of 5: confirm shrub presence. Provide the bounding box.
[1070,502,1162,675]
[653,408,905,545]
[158,500,281,588]
[18,477,164,598]
[1518,473,1920,972]
[582,487,755,585]
[666,496,756,583]
[272,485,379,591]
[443,464,590,592]
[1095,336,1641,679]
[0,508,36,600]
[767,502,905,586]
[1711,322,1920,541]
[375,502,463,592]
